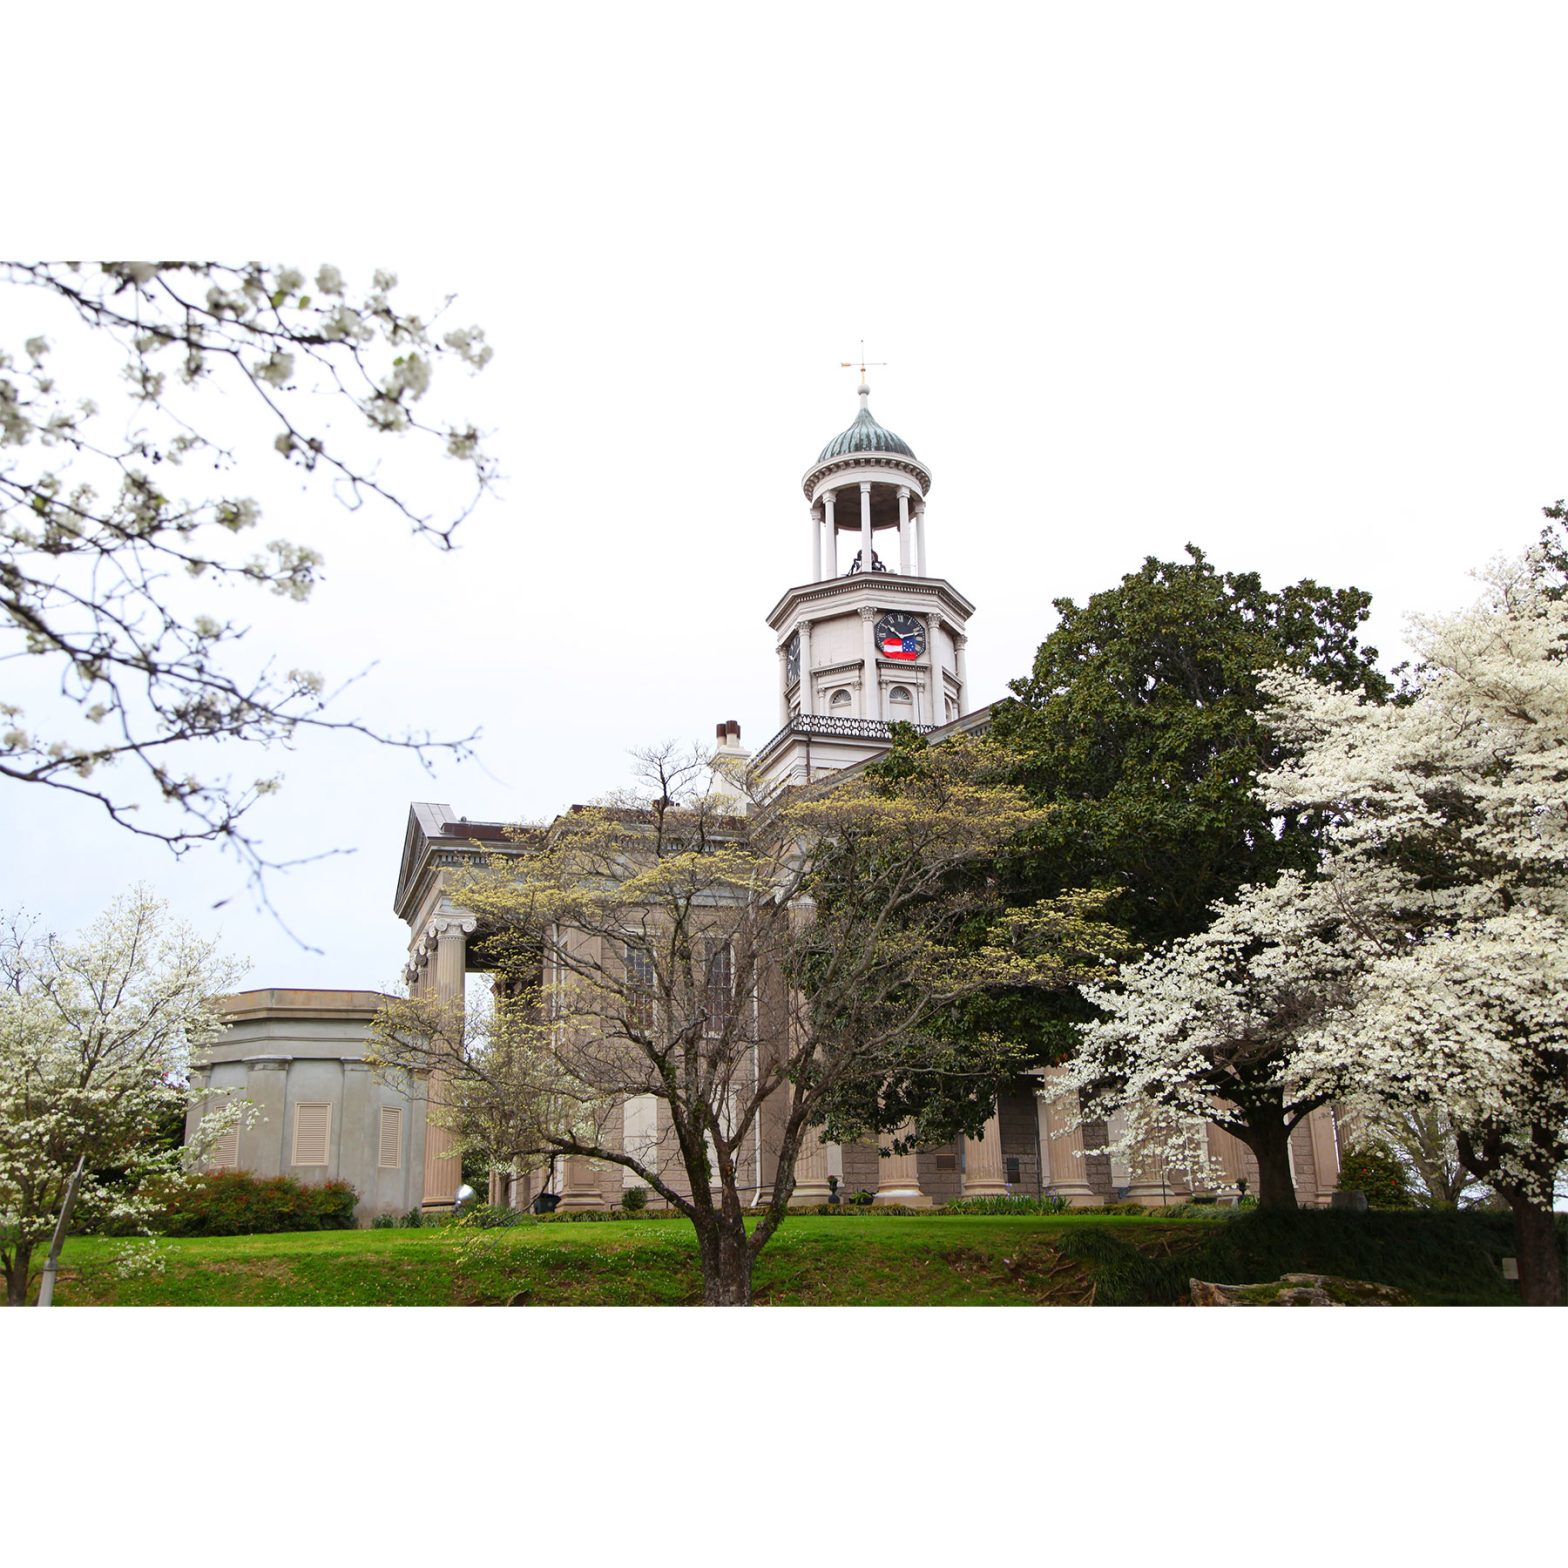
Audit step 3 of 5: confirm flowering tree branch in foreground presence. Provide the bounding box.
[0,262,495,898]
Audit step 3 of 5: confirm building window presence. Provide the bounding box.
[292,1102,332,1167]
[377,1106,403,1170]
[623,1093,658,1185]
[625,941,655,1032]
[829,688,851,708]
[704,940,734,1036]
[888,685,912,706]
[946,697,959,721]
[1005,1156,1022,1186]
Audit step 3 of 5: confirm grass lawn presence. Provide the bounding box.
[41,1209,1529,1306]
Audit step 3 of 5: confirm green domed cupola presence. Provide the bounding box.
[817,392,917,462]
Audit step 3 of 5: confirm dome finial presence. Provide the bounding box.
[839,339,886,411]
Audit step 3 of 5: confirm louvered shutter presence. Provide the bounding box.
[377,1106,402,1169]
[209,1124,241,1170]
[292,1102,332,1166]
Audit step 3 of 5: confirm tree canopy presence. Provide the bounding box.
[976,545,1391,1062]
[369,736,1122,1304]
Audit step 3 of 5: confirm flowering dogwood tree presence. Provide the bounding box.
[1,263,495,894]
[1268,546,1568,1304]
[0,887,246,1304]
[1061,869,1392,1209]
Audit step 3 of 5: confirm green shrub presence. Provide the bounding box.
[943,1195,1071,1215]
[370,1213,399,1229]
[1337,1143,1417,1209]
[152,1172,358,1237]
[620,1186,649,1213]
[847,1188,875,1207]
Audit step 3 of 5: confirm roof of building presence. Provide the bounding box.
[816,397,917,462]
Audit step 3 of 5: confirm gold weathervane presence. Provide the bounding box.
[840,340,887,385]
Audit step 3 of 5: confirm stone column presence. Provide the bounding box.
[798,619,814,715]
[1036,1069,1098,1206]
[822,489,836,577]
[792,1131,833,1206]
[1308,1105,1340,1206]
[860,606,881,721]
[1106,1109,1174,1205]
[1206,1123,1254,1197]
[962,1105,1010,1197]
[874,1120,933,1207]
[915,504,927,576]
[897,487,911,574]
[421,912,474,1209]
[778,644,790,726]
[859,481,874,575]
[243,1059,289,1178]
[556,1153,605,1210]
[954,633,968,713]
[811,506,823,581]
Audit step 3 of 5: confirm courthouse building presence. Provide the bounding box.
[196,379,1342,1220]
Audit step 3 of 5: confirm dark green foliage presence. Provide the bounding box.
[943,1195,1071,1215]
[619,1185,649,1213]
[151,1172,358,1237]
[1082,1210,1552,1305]
[1337,1143,1418,1210]
[981,545,1390,1059]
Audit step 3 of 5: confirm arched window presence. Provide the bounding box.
[829,688,851,708]
[888,685,913,706]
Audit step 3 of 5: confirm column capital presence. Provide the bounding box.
[428,914,477,942]
[859,480,873,493]
[858,605,880,622]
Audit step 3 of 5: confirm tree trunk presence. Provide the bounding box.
[697,1216,754,1306]
[1506,1191,1562,1308]
[4,1243,34,1306]
[1247,1122,1299,1212]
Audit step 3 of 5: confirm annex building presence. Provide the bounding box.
[195,379,1344,1221]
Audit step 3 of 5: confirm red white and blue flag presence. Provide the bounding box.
[882,635,919,660]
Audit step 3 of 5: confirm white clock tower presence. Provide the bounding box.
[751,377,976,788]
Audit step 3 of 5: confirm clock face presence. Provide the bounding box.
[875,612,925,662]
[786,631,801,685]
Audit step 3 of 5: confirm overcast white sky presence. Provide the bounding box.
[9,2,1568,995]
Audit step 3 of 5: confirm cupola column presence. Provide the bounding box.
[859,606,881,722]
[822,490,837,577]
[954,633,968,711]
[859,481,874,575]
[811,507,823,581]
[915,503,927,576]
[798,620,814,715]
[897,487,911,574]
[778,645,791,726]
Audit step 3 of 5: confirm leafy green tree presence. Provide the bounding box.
[980,545,1391,1060]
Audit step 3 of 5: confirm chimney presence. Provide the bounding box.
[709,718,752,813]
